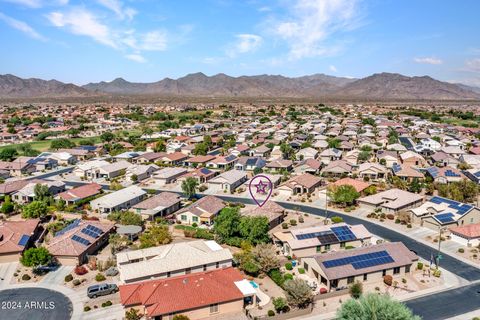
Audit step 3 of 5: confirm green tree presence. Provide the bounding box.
[337,293,421,320]
[50,138,75,150]
[239,216,270,245]
[272,297,289,313]
[139,224,172,248]
[34,184,51,201]
[203,135,212,147]
[213,207,241,241]
[358,151,371,163]
[20,247,52,267]
[22,201,49,218]
[252,243,280,273]
[153,140,166,152]
[280,143,295,160]
[181,177,199,199]
[100,132,115,143]
[328,185,360,207]
[0,147,18,161]
[408,178,422,193]
[193,142,208,155]
[108,211,143,226]
[283,279,314,308]
[1,195,14,214]
[18,144,39,157]
[327,138,341,149]
[349,281,363,299]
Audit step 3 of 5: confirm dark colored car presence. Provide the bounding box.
[33,262,59,275]
[87,284,119,298]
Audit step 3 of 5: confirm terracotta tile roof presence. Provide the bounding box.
[450,224,480,239]
[0,179,44,195]
[46,220,114,257]
[331,178,370,193]
[243,201,285,222]
[119,267,245,317]
[164,152,188,162]
[57,183,102,201]
[187,155,216,163]
[283,173,322,189]
[0,219,39,254]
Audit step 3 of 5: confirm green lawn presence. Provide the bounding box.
[0,136,102,152]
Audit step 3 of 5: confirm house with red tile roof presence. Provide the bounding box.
[277,173,322,197]
[119,267,255,320]
[0,219,40,263]
[450,223,480,247]
[330,178,370,193]
[45,219,114,265]
[56,183,103,205]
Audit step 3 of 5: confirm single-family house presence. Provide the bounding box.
[90,185,147,215]
[358,189,423,214]
[132,192,181,220]
[176,195,225,225]
[207,170,248,193]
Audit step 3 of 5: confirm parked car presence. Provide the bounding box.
[105,266,119,277]
[33,262,59,275]
[87,284,119,298]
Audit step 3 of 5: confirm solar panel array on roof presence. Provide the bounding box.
[200,168,212,175]
[81,228,100,238]
[317,233,340,245]
[426,167,439,178]
[296,231,332,240]
[86,225,104,234]
[434,213,455,223]
[55,219,81,237]
[225,155,237,162]
[392,163,402,173]
[331,226,356,241]
[71,235,91,246]
[323,250,394,270]
[17,234,30,246]
[429,196,474,220]
[445,169,460,177]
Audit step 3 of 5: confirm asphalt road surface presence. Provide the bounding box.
[0,287,73,320]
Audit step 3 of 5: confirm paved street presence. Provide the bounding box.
[0,287,73,320]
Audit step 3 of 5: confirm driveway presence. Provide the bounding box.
[0,287,73,320]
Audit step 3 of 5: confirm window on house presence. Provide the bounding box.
[316,246,321,252]
[304,262,309,271]
[347,276,354,284]
[363,274,367,281]
[393,267,400,274]
[340,242,346,248]
[167,272,171,277]
[325,244,331,251]
[210,303,219,313]
[382,270,386,277]
[185,268,191,274]
[192,216,199,222]
[203,264,207,271]
[405,265,411,273]
[181,215,187,221]
[216,262,220,268]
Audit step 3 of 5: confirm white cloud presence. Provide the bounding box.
[138,30,167,51]
[414,57,443,65]
[273,0,363,60]
[465,58,480,72]
[0,12,46,40]
[97,0,136,20]
[125,53,146,63]
[46,8,117,48]
[227,33,262,57]
[329,65,337,72]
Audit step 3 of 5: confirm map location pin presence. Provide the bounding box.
[249,174,273,207]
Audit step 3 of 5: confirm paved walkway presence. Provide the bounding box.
[0,262,18,289]
[40,265,74,285]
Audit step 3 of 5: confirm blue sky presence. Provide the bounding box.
[0,0,479,86]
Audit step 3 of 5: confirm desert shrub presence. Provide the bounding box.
[21,274,31,281]
[298,268,305,274]
[74,266,88,275]
[433,269,441,277]
[285,262,293,270]
[458,248,465,253]
[349,281,363,299]
[268,269,285,288]
[331,216,344,223]
[101,301,112,307]
[73,279,81,286]
[407,224,412,228]
[383,275,393,286]
[64,274,73,282]
[386,214,395,220]
[284,273,294,281]
[290,219,297,226]
[95,273,106,282]
[417,262,423,270]
[84,306,91,312]
[395,219,400,224]
[268,310,275,317]
[282,222,288,229]
[298,216,304,223]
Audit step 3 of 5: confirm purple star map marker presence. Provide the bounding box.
[249,175,273,207]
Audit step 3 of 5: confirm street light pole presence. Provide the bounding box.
[437,227,444,269]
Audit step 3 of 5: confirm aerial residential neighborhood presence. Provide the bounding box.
[1,1,480,320]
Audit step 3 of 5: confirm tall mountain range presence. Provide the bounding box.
[1,72,479,100]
